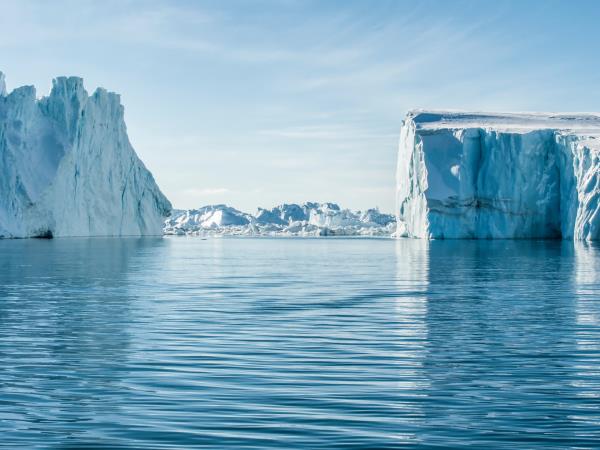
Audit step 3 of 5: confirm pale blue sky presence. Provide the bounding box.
[2,0,600,212]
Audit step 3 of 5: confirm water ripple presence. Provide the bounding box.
[0,238,599,448]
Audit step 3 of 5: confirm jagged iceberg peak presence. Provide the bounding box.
[0,71,171,238]
[0,71,6,97]
[397,110,600,240]
[255,202,344,225]
[180,205,253,228]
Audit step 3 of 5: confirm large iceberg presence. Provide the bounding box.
[164,202,396,237]
[397,110,600,240]
[0,72,171,238]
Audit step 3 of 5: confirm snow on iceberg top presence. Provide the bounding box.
[406,110,600,144]
[407,110,600,130]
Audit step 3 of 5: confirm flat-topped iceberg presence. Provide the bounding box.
[0,72,171,238]
[164,203,395,237]
[397,110,600,240]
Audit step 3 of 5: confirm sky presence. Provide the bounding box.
[2,0,600,213]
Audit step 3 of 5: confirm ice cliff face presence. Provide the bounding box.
[397,111,600,240]
[165,203,395,237]
[0,72,171,238]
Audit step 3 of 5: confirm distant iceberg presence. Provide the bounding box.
[0,72,171,238]
[164,203,395,237]
[397,110,600,240]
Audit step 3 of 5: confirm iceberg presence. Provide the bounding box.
[164,203,396,237]
[0,72,171,238]
[166,205,253,232]
[397,110,600,240]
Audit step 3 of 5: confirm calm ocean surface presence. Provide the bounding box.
[1,237,600,449]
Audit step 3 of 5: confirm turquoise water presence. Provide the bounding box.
[1,237,600,449]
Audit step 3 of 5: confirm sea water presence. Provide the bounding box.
[1,237,599,449]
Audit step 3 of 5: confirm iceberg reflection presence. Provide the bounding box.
[393,239,430,442]
[572,242,600,430]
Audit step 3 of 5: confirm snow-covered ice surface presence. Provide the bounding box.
[0,72,171,238]
[397,110,600,240]
[164,203,396,237]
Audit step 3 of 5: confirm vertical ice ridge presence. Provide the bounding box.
[0,71,6,97]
